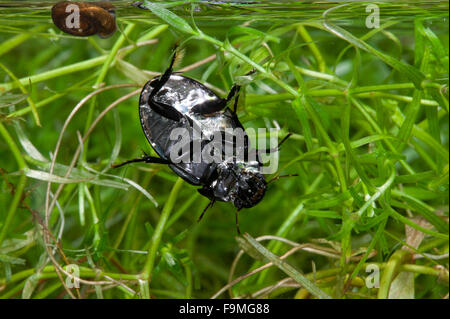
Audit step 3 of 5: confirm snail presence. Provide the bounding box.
[51,1,116,37]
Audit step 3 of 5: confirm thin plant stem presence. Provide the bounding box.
[142,178,184,290]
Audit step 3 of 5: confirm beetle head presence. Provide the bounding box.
[232,169,267,210]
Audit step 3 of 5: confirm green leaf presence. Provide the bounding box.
[14,122,47,162]
[304,210,341,219]
[162,249,187,286]
[392,190,448,234]
[241,233,332,299]
[235,235,265,261]
[0,230,35,254]
[416,19,449,70]
[294,96,313,151]
[0,253,26,265]
[306,191,351,209]
[143,1,195,35]
[388,272,415,299]
[145,222,155,239]
[22,274,39,299]
[414,19,425,67]
[396,89,423,149]
[323,21,425,88]
[23,169,129,190]
[0,94,28,108]
[228,26,280,43]
[116,59,153,85]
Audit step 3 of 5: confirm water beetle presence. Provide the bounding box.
[113,52,291,233]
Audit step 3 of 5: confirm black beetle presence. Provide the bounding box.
[113,52,290,233]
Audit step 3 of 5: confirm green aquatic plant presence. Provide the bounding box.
[0,1,448,299]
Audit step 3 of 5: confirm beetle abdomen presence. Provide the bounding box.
[139,73,257,192]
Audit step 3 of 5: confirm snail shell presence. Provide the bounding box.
[51,1,116,38]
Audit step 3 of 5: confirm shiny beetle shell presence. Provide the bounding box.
[139,74,267,210]
[51,1,116,37]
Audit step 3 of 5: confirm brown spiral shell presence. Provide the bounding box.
[51,1,116,38]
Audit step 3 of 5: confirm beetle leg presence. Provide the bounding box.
[226,84,240,101]
[190,98,227,114]
[147,49,176,102]
[148,99,183,121]
[190,84,241,115]
[224,84,241,114]
[144,50,185,121]
[267,174,299,184]
[228,85,241,114]
[111,155,170,168]
[150,49,177,98]
[235,209,241,235]
[197,198,215,222]
[197,185,215,199]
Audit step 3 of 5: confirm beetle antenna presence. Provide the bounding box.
[267,174,299,184]
[277,132,292,149]
[235,209,241,235]
[197,199,215,222]
[255,132,293,165]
